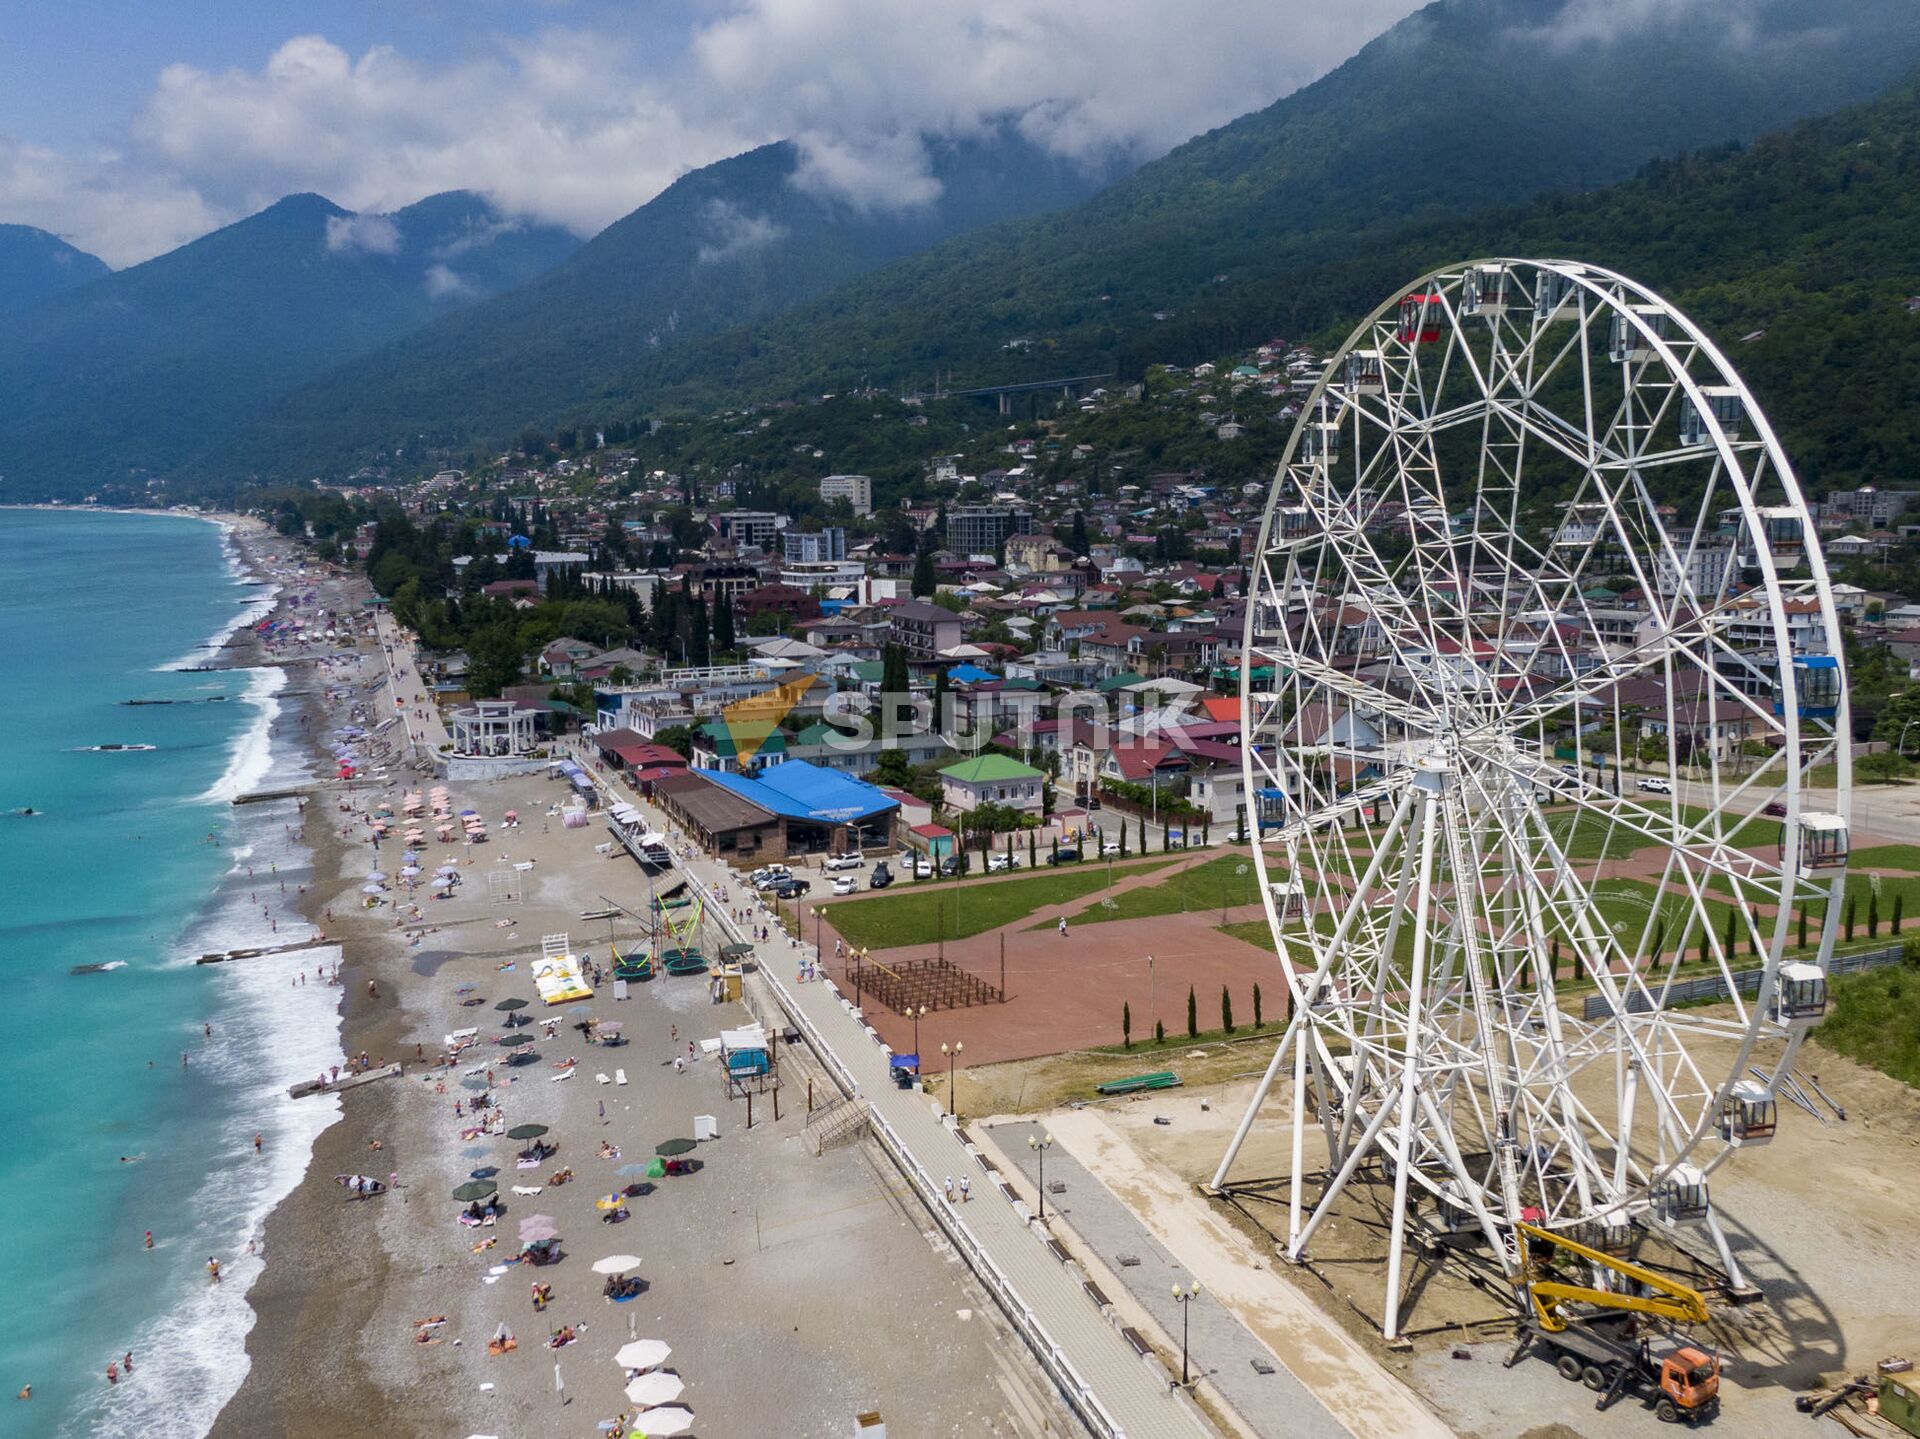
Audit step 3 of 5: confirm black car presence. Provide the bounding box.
[770,877,812,899]
[1046,847,1081,865]
[939,855,964,877]
[869,862,893,889]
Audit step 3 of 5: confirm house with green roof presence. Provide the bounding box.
[691,718,788,775]
[939,753,1045,815]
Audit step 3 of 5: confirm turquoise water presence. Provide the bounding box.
[0,510,343,1437]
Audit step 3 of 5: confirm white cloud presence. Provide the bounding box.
[324,212,400,254]
[694,200,788,264]
[423,263,474,298]
[0,2,1425,264]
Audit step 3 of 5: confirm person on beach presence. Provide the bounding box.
[105,1362,118,1386]
[143,1231,153,1250]
[206,1257,221,1283]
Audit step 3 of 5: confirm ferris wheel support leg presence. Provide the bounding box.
[1703,1206,1747,1290]
[1209,788,1417,1194]
[1383,789,1441,1342]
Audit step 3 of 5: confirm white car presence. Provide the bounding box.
[831,875,859,895]
[987,853,1021,872]
[822,853,864,871]
[1100,840,1122,857]
[751,867,793,891]
[1636,777,1673,794]
[912,858,934,879]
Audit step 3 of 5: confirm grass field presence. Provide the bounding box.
[1033,853,1263,929]
[1816,961,1920,1087]
[822,857,1178,949]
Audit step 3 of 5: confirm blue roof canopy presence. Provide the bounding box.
[696,760,898,824]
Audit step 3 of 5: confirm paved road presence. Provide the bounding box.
[374,611,450,762]
[995,1119,1352,1439]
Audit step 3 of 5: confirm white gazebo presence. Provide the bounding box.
[450,699,538,757]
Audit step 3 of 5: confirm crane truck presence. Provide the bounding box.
[1503,1221,1722,1424]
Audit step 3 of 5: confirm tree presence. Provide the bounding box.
[1138,810,1148,852]
[1186,985,1198,1040]
[881,643,911,699]
[1122,1001,1132,1049]
[713,591,736,654]
[1896,894,1905,934]
[1845,896,1857,942]
[1028,830,1037,868]
[1870,891,1881,939]
[465,624,526,698]
[911,550,937,598]
[1798,907,1808,949]
[1154,1019,1165,1044]
[1252,983,1263,1029]
[1221,986,1235,1035]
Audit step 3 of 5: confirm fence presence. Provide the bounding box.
[1580,944,1906,1020]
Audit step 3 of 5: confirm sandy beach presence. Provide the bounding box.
[203,541,1071,1438]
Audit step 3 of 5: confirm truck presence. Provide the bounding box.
[1504,1221,1721,1424]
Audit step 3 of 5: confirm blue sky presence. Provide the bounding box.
[0,1,1418,267]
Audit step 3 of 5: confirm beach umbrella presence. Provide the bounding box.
[591,1254,642,1275]
[506,1123,549,1140]
[495,998,528,1013]
[623,1372,684,1408]
[437,864,461,876]
[469,1166,499,1179]
[452,1180,497,1201]
[497,1034,534,1048]
[614,1340,670,1371]
[360,883,385,895]
[506,1050,537,1067]
[645,1157,666,1180]
[631,1405,694,1436]
[614,1163,651,1178]
[595,1021,623,1036]
[594,1193,627,1212]
[367,870,388,882]
[654,1138,696,1157]
[431,876,455,889]
[401,866,422,878]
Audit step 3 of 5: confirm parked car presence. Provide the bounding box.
[831,875,859,895]
[939,855,965,877]
[822,853,864,871]
[1762,801,1788,818]
[751,865,793,891]
[1047,847,1081,865]
[1100,840,1122,857]
[769,877,812,899]
[869,862,894,889]
[987,853,1021,872]
[1637,777,1673,794]
[1087,796,1102,811]
[912,858,935,879]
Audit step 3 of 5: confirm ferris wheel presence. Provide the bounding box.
[1211,259,1851,1339]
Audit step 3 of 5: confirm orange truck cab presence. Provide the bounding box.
[1654,1341,1721,1422]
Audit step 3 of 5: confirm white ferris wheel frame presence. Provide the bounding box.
[1212,259,1851,1339]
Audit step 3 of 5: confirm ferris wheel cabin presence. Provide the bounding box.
[1567,1214,1637,1257]
[1772,960,1829,1023]
[1608,304,1673,363]
[1344,349,1385,396]
[1301,420,1341,461]
[1460,264,1510,317]
[1680,386,1745,445]
[1397,293,1444,344]
[1652,1164,1710,1224]
[1533,269,1579,321]
[1785,812,1849,874]
[1771,654,1840,719]
[1718,1079,1778,1147]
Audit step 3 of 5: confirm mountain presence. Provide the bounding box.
[228,0,1920,483]
[0,225,109,313]
[201,129,1125,487]
[0,192,578,495]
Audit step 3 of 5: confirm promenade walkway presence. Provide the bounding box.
[373,611,450,763]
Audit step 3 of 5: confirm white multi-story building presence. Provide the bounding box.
[819,473,874,516]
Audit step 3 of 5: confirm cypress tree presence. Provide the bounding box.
[1869,892,1880,939]
[1798,907,1808,949]
[1186,985,1198,1039]
[1123,1002,1132,1049]
[1155,1020,1165,1045]
[1253,983,1263,1029]
[1221,986,1235,1035]
[1896,895,1905,935]
[1845,897,1857,942]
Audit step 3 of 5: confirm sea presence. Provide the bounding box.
[0,509,344,1438]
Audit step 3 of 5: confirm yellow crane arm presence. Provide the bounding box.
[1515,1221,1711,1332]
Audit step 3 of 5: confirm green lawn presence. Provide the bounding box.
[822,858,1177,950]
[1816,962,1920,1087]
[1038,853,1264,929]
[1847,844,1920,873]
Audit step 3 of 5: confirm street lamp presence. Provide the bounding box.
[940,1040,964,1116]
[1171,1281,1201,1387]
[911,1004,928,1057]
[1147,954,1156,1037]
[855,947,868,1012]
[1028,1131,1053,1220]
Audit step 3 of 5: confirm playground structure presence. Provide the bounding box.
[849,953,1006,1016]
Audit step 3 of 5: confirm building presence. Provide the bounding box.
[819,473,874,516]
[946,505,1032,560]
[449,699,540,757]
[654,761,898,864]
[939,754,1045,814]
[886,600,965,661]
[714,510,782,550]
[781,527,847,564]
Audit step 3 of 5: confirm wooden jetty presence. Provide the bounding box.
[289,1062,401,1099]
[196,936,335,965]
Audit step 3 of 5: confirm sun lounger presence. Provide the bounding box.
[512,1185,542,1196]
[615,1069,628,1086]
[550,1067,574,1082]
[596,1072,611,1084]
